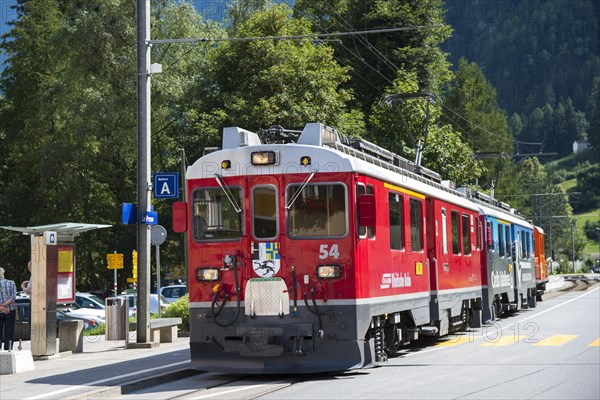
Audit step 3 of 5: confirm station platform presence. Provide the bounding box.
[0,334,192,400]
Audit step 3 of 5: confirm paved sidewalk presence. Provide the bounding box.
[0,334,191,400]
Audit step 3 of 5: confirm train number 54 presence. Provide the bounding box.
[319,244,340,259]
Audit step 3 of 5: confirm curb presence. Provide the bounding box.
[67,368,201,400]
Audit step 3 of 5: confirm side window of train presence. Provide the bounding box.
[366,185,375,239]
[252,185,278,240]
[526,232,531,258]
[357,184,366,238]
[451,210,461,254]
[520,231,526,259]
[286,183,348,238]
[462,213,471,255]
[477,219,483,250]
[388,192,404,250]
[409,198,423,251]
[498,224,505,257]
[441,208,448,254]
[486,220,494,251]
[505,225,511,257]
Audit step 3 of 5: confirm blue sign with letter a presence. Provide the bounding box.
[153,172,179,199]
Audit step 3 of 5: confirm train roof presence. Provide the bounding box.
[187,122,528,215]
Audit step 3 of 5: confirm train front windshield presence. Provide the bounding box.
[192,188,243,240]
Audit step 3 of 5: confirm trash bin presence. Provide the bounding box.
[105,297,128,341]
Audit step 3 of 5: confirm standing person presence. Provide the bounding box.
[0,267,18,350]
[21,261,32,295]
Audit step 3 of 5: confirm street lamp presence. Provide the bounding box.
[381,92,436,167]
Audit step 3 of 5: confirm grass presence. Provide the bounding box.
[560,178,577,192]
[573,207,600,256]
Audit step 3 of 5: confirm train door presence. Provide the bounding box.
[404,193,428,295]
[247,175,281,280]
[355,181,376,298]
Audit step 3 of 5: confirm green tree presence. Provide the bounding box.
[443,58,512,188]
[209,3,363,133]
[588,76,600,162]
[295,0,454,116]
[0,1,220,288]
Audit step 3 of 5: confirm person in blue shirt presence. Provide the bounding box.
[0,267,18,350]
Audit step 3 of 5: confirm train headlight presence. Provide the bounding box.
[251,151,277,165]
[317,264,342,279]
[196,267,220,282]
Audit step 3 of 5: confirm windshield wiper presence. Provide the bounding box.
[214,173,242,213]
[285,171,316,210]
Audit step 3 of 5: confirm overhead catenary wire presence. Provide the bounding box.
[147,25,441,45]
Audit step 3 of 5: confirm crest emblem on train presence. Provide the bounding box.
[252,242,281,277]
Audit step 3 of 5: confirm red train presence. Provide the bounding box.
[172,122,547,373]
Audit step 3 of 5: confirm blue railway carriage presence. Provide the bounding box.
[460,190,537,322]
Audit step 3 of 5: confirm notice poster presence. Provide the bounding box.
[57,245,75,302]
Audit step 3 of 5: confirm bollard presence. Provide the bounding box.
[58,320,84,353]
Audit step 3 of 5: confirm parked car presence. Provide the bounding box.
[75,292,106,310]
[160,285,187,303]
[56,309,104,331]
[58,303,106,322]
[87,289,115,300]
[117,293,169,316]
[14,301,104,341]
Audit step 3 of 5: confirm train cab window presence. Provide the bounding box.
[520,231,526,259]
[357,184,367,238]
[486,220,494,251]
[286,183,347,238]
[451,211,461,254]
[505,225,511,257]
[498,225,505,257]
[409,198,423,251]
[252,186,278,239]
[366,185,375,239]
[441,208,448,254]
[388,192,404,250]
[462,214,471,255]
[192,187,243,240]
[525,232,531,259]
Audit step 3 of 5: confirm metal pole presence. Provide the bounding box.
[136,0,151,343]
[114,251,118,296]
[156,244,161,318]
[181,148,188,285]
[571,221,575,273]
[549,222,553,274]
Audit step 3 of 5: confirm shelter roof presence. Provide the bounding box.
[1,223,111,239]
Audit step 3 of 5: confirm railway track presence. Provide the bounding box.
[117,371,325,399]
[562,275,600,291]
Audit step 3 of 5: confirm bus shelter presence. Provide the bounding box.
[1,223,111,356]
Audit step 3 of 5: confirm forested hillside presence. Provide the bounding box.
[444,0,599,158]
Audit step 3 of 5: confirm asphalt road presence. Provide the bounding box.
[118,285,600,400]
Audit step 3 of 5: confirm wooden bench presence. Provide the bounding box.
[149,318,182,343]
